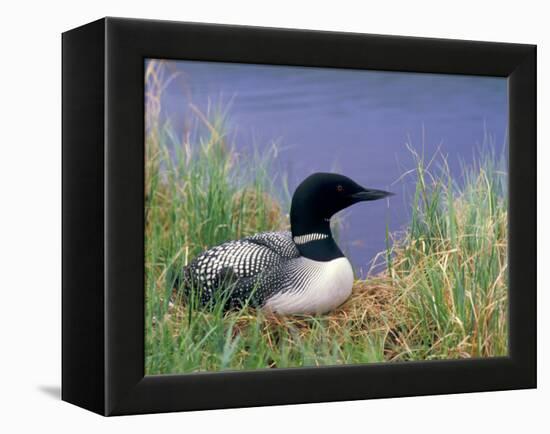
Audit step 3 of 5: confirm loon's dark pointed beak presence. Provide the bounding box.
[351,188,394,202]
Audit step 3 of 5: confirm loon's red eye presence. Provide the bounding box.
[336,185,344,192]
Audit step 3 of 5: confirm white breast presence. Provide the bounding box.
[263,257,354,315]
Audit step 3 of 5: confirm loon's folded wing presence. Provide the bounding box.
[180,231,299,306]
[245,231,299,259]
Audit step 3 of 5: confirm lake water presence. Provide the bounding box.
[152,59,508,276]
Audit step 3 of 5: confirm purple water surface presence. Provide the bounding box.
[149,59,508,276]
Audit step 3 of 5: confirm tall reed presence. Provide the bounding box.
[384,143,508,359]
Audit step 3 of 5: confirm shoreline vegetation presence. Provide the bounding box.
[145,60,508,375]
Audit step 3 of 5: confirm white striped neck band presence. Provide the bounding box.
[293,233,329,245]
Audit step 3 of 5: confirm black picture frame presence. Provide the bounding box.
[62,17,536,416]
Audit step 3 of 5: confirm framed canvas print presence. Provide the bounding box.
[62,17,536,416]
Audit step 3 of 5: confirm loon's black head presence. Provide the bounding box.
[290,172,393,260]
[291,172,393,227]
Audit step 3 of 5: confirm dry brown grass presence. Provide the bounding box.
[166,273,402,364]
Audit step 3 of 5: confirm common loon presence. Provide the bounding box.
[179,172,393,314]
